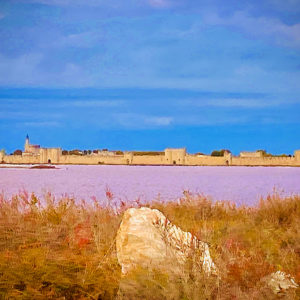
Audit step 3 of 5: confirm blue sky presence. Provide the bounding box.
[0,0,300,154]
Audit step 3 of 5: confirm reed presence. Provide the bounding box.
[0,191,299,299]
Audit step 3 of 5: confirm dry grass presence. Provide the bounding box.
[0,191,299,299]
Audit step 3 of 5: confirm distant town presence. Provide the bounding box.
[1,135,300,167]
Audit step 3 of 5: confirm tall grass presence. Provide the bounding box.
[0,191,299,299]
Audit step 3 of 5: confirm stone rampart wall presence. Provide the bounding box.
[2,152,300,166]
[186,155,228,166]
[59,155,125,165]
[232,156,299,166]
[2,155,40,164]
[131,155,165,165]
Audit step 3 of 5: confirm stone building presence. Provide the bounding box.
[24,134,40,155]
[23,135,62,164]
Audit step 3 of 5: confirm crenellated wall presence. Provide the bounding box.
[1,144,300,167]
[231,156,299,166]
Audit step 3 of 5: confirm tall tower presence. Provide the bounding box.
[295,150,300,162]
[24,134,29,152]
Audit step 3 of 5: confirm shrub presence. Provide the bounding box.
[133,151,164,156]
[13,149,22,155]
[211,149,231,157]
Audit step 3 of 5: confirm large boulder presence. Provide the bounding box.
[116,207,217,276]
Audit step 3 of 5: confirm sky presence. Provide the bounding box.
[0,0,300,155]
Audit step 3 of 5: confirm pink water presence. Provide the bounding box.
[0,165,300,206]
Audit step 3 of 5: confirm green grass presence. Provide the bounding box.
[0,191,299,299]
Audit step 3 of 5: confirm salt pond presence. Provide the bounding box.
[0,165,300,206]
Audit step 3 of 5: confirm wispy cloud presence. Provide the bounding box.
[0,110,62,120]
[70,100,125,108]
[266,0,300,13]
[144,116,173,125]
[113,113,173,128]
[0,53,44,86]
[54,31,105,48]
[180,98,281,108]
[21,121,61,127]
[148,0,171,8]
[203,10,300,48]
[22,0,173,9]
[17,0,104,6]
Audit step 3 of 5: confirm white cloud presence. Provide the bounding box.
[113,113,173,128]
[175,114,250,126]
[144,116,173,125]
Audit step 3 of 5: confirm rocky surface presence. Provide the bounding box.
[262,271,299,295]
[116,207,217,276]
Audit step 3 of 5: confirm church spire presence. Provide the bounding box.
[25,134,29,152]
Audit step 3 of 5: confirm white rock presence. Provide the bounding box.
[116,207,217,276]
[263,271,299,294]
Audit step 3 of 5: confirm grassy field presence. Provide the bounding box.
[0,191,299,299]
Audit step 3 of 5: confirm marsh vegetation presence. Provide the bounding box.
[0,191,299,299]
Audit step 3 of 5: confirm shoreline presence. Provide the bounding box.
[1,163,300,168]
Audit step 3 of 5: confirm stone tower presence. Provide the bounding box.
[164,148,186,165]
[295,150,300,161]
[24,134,29,152]
[0,150,4,163]
[224,150,232,166]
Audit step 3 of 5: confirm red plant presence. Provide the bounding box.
[135,197,141,207]
[105,186,114,203]
[119,200,127,212]
[74,221,93,249]
[224,236,245,254]
[91,195,98,207]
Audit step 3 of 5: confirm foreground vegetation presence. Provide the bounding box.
[0,191,299,299]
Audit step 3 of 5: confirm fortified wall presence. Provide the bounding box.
[1,136,300,167]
